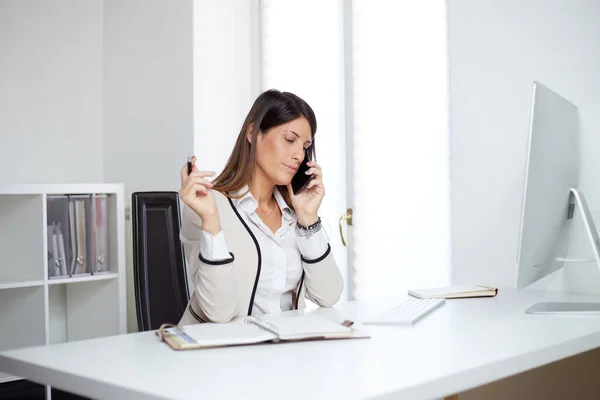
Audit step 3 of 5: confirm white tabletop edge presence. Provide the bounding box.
[0,355,166,400]
[373,330,600,400]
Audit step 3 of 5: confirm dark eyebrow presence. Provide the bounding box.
[289,130,312,146]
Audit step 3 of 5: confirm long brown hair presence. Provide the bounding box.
[212,89,317,209]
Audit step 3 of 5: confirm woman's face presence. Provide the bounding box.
[253,117,313,186]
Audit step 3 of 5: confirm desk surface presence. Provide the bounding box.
[2,289,600,400]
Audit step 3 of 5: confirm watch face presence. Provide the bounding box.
[296,218,322,237]
[297,228,313,238]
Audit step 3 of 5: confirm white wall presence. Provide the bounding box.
[1,0,255,333]
[0,0,104,184]
[193,0,260,174]
[103,0,194,199]
[449,0,600,291]
[104,0,257,332]
[103,0,194,332]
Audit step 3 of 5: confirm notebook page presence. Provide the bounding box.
[259,315,351,340]
[175,319,275,347]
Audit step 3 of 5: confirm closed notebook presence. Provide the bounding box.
[408,285,498,299]
[157,315,370,350]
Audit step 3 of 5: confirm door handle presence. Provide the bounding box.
[339,208,353,247]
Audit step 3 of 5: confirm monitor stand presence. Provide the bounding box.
[525,188,600,315]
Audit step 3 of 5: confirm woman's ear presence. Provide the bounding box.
[246,123,255,144]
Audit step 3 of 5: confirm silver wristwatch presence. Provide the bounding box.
[296,217,322,238]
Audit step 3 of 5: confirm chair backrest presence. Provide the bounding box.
[131,192,189,331]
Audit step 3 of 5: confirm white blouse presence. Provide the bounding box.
[199,187,328,316]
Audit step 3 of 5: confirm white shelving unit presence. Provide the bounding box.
[0,184,126,388]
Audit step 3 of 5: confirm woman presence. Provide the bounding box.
[178,89,343,324]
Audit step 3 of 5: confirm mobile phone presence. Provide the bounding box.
[187,157,193,175]
[291,153,314,195]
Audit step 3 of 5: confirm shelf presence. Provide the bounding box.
[0,280,44,290]
[0,286,45,352]
[0,183,127,376]
[0,195,45,282]
[47,273,118,285]
[49,278,120,344]
[0,184,123,196]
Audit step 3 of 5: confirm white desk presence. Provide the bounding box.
[2,288,600,400]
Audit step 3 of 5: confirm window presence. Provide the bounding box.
[260,0,451,300]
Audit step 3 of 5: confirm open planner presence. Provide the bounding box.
[157,315,370,350]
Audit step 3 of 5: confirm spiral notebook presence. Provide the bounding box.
[157,315,370,350]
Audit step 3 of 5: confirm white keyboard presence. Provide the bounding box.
[363,297,445,326]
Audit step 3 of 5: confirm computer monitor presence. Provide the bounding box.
[516,81,600,313]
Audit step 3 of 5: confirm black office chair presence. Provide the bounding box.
[131,192,190,331]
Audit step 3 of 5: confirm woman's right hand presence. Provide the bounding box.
[179,156,221,234]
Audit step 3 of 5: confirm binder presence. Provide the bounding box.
[46,195,70,278]
[47,224,60,277]
[56,224,68,276]
[68,195,92,276]
[91,194,109,274]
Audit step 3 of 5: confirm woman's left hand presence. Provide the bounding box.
[287,161,325,226]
